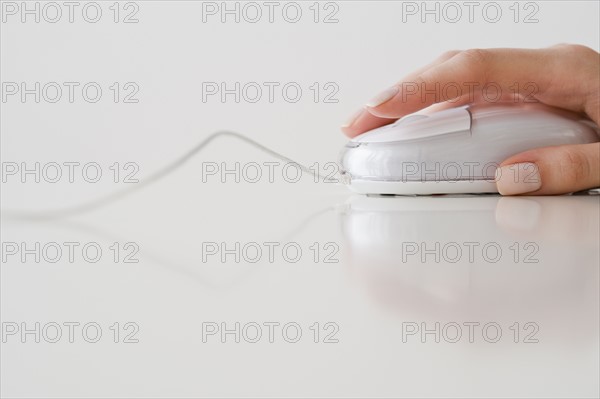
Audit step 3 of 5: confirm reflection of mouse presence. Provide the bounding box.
[337,194,600,326]
[339,103,600,195]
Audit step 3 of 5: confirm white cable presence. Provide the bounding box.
[1,130,342,220]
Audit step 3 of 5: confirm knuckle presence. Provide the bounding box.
[439,50,461,60]
[558,148,590,183]
[460,48,490,65]
[554,43,597,58]
[457,48,490,80]
[413,73,427,87]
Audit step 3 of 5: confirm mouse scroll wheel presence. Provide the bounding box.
[396,114,429,125]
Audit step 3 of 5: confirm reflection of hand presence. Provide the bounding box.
[495,196,600,245]
[342,45,600,195]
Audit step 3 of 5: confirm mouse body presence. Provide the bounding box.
[339,102,600,195]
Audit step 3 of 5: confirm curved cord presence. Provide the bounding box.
[1,130,341,220]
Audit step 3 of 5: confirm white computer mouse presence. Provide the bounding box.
[339,102,600,195]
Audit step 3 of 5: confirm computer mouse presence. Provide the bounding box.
[339,102,600,195]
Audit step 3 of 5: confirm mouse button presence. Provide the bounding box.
[352,107,471,143]
[396,114,429,125]
[391,106,472,141]
[350,122,398,143]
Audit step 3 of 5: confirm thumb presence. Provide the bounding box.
[495,143,600,195]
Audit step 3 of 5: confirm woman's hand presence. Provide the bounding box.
[341,44,600,195]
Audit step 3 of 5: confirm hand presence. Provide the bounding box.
[341,44,600,195]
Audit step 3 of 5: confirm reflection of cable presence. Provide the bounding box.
[2,201,339,291]
[2,130,341,220]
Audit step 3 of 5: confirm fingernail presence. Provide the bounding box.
[366,86,399,108]
[341,107,365,128]
[495,163,542,195]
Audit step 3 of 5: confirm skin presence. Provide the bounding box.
[341,44,600,195]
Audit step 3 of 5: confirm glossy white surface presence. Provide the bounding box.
[2,176,599,398]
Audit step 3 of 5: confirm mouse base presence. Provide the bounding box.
[348,179,498,195]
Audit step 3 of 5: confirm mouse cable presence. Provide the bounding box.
[1,130,342,220]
